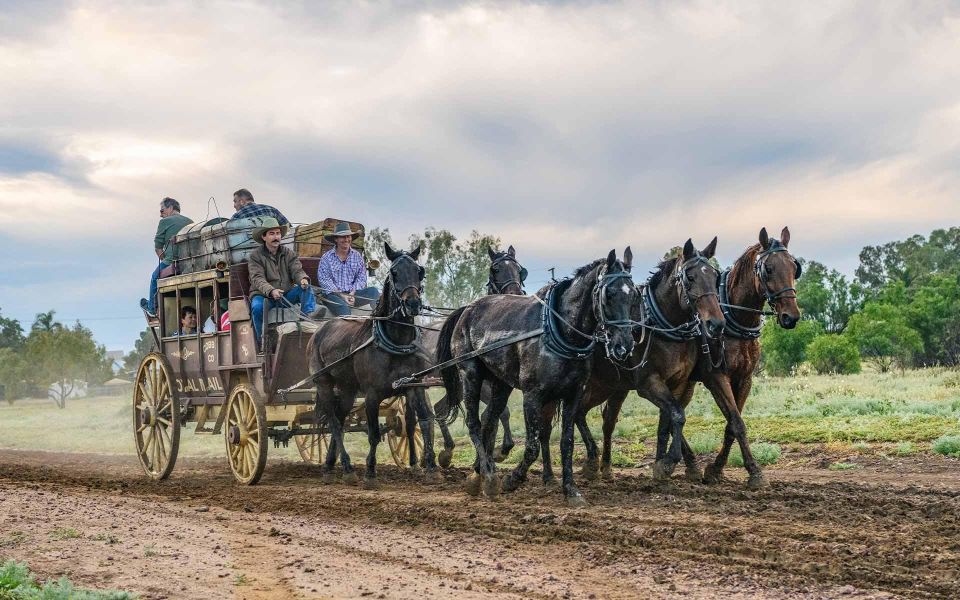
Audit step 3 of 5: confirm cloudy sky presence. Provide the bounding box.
[1,1,959,350]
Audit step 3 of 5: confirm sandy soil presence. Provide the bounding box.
[0,449,958,599]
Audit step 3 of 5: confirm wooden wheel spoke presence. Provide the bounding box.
[156,416,171,427]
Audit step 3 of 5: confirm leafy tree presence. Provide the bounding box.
[23,317,113,408]
[760,318,821,376]
[123,328,158,375]
[662,246,721,270]
[855,227,960,297]
[844,302,922,372]
[0,348,28,404]
[0,308,24,351]
[903,274,960,366]
[796,260,856,333]
[408,227,501,309]
[806,334,861,375]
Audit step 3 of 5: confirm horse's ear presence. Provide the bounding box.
[409,244,422,261]
[606,249,617,270]
[759,227,770,250]
[780,226,791,248]
[384,242,398,261]
[702,236,718,259]
[507,245,515,257]
[623,246,633,272]
[488,246,497,260]
[683,238,695,260]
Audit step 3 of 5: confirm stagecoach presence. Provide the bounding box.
[133,217,424,485]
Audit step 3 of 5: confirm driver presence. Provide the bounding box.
[316,222,380,316]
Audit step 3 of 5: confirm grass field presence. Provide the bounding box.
[1,368,959,468]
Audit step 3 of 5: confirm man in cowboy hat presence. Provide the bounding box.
[316,222,380,316]
[247,217,317,343]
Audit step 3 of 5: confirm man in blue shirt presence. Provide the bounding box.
[316,222,380,316]
[231,188,289,225]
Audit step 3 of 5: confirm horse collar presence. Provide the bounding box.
[719,269,762,340]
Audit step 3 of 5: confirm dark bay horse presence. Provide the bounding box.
[431,245,527,467]
[438,250,636,506]
[568,238,726,482]
[307,243,439,488]
[670,227,802,488]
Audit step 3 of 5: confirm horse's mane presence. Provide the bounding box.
[647,256,679,289]
[729,243,762,288]
[571,258,606,280]
[372,275,393,318]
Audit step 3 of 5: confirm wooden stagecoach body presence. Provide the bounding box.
[133,218,422,485]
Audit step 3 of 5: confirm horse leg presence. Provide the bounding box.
[600,390,628,480]
[640,378,686,480]
[578,406,600,481]
[460,363,487,497]
[503,391,544,492]
[358,393,380,488]
[326,389,356,484]
[674,382,702,482]
[496,405,515,462]
[433,394,456,469]
[561,389,587,507]
[539,401,557,486]
[478,380,511,498]
[411,388,441,482]
[705,376,764,488]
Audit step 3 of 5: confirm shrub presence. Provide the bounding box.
[729,442,781,467]
[807,335,861,375]
[687,431,720,454]
[894,442,915,455]
[932,435,960,457]
[761,319,822,376]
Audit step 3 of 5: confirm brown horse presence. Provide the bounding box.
[673,226,802,488]
[307,243,439,488]
[565,238,727,483]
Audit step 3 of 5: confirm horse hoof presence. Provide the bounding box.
[747,473,768,490]
[438,449,453,469]
[465,473,483,496]
[342,471,359,486]
[502,473,523,493]
[483,473,501,499]
[362,477,379,490]
[566,494,589,508]
[580,467,598,481]
[409,464,422,475]
[493,444,514,463]
[423,469,443,484]
[600,466,614,481]
[652,460,676,481]
[543,476,560,489]
[320,471,335,485]
[702,465,724,485]
[685,466,704,483]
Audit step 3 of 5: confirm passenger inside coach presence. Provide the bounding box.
[174,306,197,336]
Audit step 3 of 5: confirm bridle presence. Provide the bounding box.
[592,265,637,360]
[675,254,720,311]
[486,254,527,295]
[754,239,801,312]
[387,253,424,318]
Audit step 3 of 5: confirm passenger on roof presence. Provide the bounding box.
[140,197,192,318]
[316,222,380,316]
[231,188,289,226]
[247,217,317,344]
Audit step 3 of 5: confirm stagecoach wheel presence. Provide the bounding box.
[294,432,328,464]
[224,384,268,485]
[133,353,181,480]
[386,398,424,468]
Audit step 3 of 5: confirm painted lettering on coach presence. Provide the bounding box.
[174,376,224,394]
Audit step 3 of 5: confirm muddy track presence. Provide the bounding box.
[0,450,957,599]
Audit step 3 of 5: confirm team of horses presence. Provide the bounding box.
[307,228,801,505]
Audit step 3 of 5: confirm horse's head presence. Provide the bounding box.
[595,247,637,362]
[384,242,424,317]
[756,227,801,329]
[676,237,725,339]
[487,245,527,295]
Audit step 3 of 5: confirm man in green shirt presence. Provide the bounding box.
[140,197,192,317]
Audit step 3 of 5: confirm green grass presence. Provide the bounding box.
[828,462,860,471]
[0,560,134,600]
[48,528,81,541]
[931,434,960,457]
[729,442,781,467]
[687,431,720,454]
[894,441,916,456]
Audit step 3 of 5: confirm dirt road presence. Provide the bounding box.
[0,449,957,599]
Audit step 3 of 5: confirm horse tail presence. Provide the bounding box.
[436,306,468,426]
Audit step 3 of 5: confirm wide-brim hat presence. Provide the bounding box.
[252,217,289,244]
[324,221,361,243]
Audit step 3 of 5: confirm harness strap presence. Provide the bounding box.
[392,329,544,389]
[719,269,763,340]
[276,335,375,399]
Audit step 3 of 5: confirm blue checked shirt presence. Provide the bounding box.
[317,248,367,293]
[232,203,290,226]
